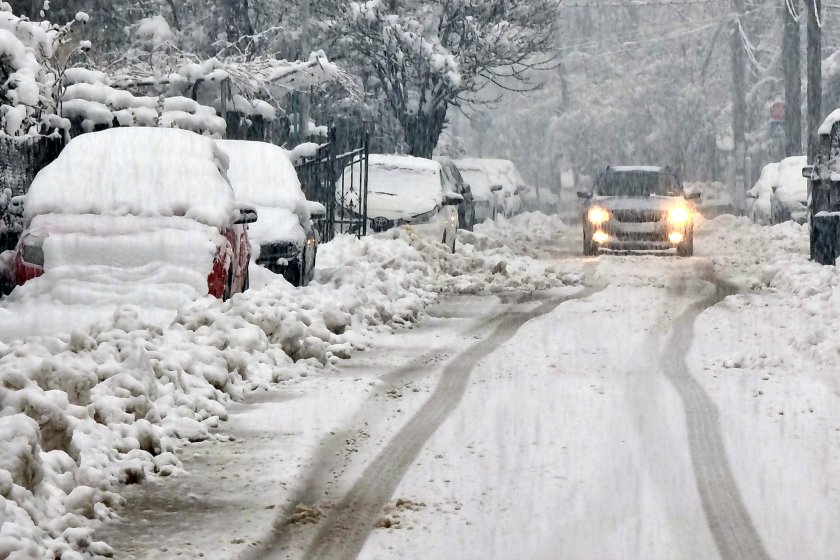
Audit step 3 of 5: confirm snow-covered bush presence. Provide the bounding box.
[0,5,87,138]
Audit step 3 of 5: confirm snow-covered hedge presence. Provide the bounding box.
[0,214,578,557]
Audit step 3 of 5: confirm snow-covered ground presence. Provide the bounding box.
[0,215,579,559]
[4,211,840,559]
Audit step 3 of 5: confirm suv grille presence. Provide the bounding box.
[611,209,666,223]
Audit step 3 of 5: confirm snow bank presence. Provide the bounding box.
[25,128,234,227]
[0,211,580,558]
[698,215,840,367]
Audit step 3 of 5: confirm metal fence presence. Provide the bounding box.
[295,129,368,243]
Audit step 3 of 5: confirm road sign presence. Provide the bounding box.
[770,101,785,122]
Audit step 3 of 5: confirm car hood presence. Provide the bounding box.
[366,191,437,220]
[591,196,685,211]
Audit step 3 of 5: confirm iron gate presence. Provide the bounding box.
[295,129,368,243]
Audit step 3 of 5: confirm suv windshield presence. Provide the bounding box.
[595,170,682,197]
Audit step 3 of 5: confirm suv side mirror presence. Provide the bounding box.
[685,191,701,200]
[443,192,464,206]
[802,166,814,179]
[490,185,503,193]
[234,207,258,225]
[576,191,592,199]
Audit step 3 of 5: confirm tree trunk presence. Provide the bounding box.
[806,0,822,163]
[403,109,447,159]
[224,0,254,43]
[783,0,802,156]
[731,3,748,212]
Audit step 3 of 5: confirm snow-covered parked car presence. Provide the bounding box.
[453,158,504,222]
[356,155,462,252]
[481,158,529,217]
[577,165,700,256]
[12,128,255,300]
[218,140,324,286]
[747,156,807,225]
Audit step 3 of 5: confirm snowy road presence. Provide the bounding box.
[97,235,840,560]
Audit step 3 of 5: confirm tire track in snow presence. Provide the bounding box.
[241,286,601,560]
[301,286,603,560]
[662,273,773,560]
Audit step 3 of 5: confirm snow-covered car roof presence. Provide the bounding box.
[363,155,445,219]
[217,140,310,247]
[25,128,235,228]
[217,140,304,209]
[609,165,663,173]
[452,158,494,200]
[480,158,527,195]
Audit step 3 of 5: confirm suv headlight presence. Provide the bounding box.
[668,207,690,225]
[587,206,609,224]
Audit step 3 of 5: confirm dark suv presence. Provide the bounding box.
[577,166,700,256]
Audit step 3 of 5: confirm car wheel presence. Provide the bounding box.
[812,214,840,265]
[676,231,694,257]
[583,232,597,256]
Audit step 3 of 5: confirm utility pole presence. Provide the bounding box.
[805,0,822,163]
[298,0,311,145]
[731,0,748,213]
[783,0,802,156]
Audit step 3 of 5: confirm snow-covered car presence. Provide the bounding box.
[481,158,529,217]
[12,128,254,300]
[437,157,476,230]
[218,140,324,286]
[357,155,463,252]
[747,157,807,225]
[577,165,700,256]
[453,158,504,222]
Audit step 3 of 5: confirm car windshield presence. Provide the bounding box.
[595,171,682,197]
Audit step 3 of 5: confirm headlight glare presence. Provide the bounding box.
[588,207,609,224]
[669,207,690,225]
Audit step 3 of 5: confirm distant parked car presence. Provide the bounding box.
[481,158,529,217]
[437,158,476,230]
[453,158,504,222]
[352,154,462,252]
[218,140,324,286]
[13,128,255,300]
[748,156,807,225]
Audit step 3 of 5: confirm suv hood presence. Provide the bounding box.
[367,191,437,220]
[592,196,684,211]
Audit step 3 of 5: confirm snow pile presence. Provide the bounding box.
[25,128,234,227]
[684,181,733,216]
[0,211,579,558]
[469,211,573,260]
